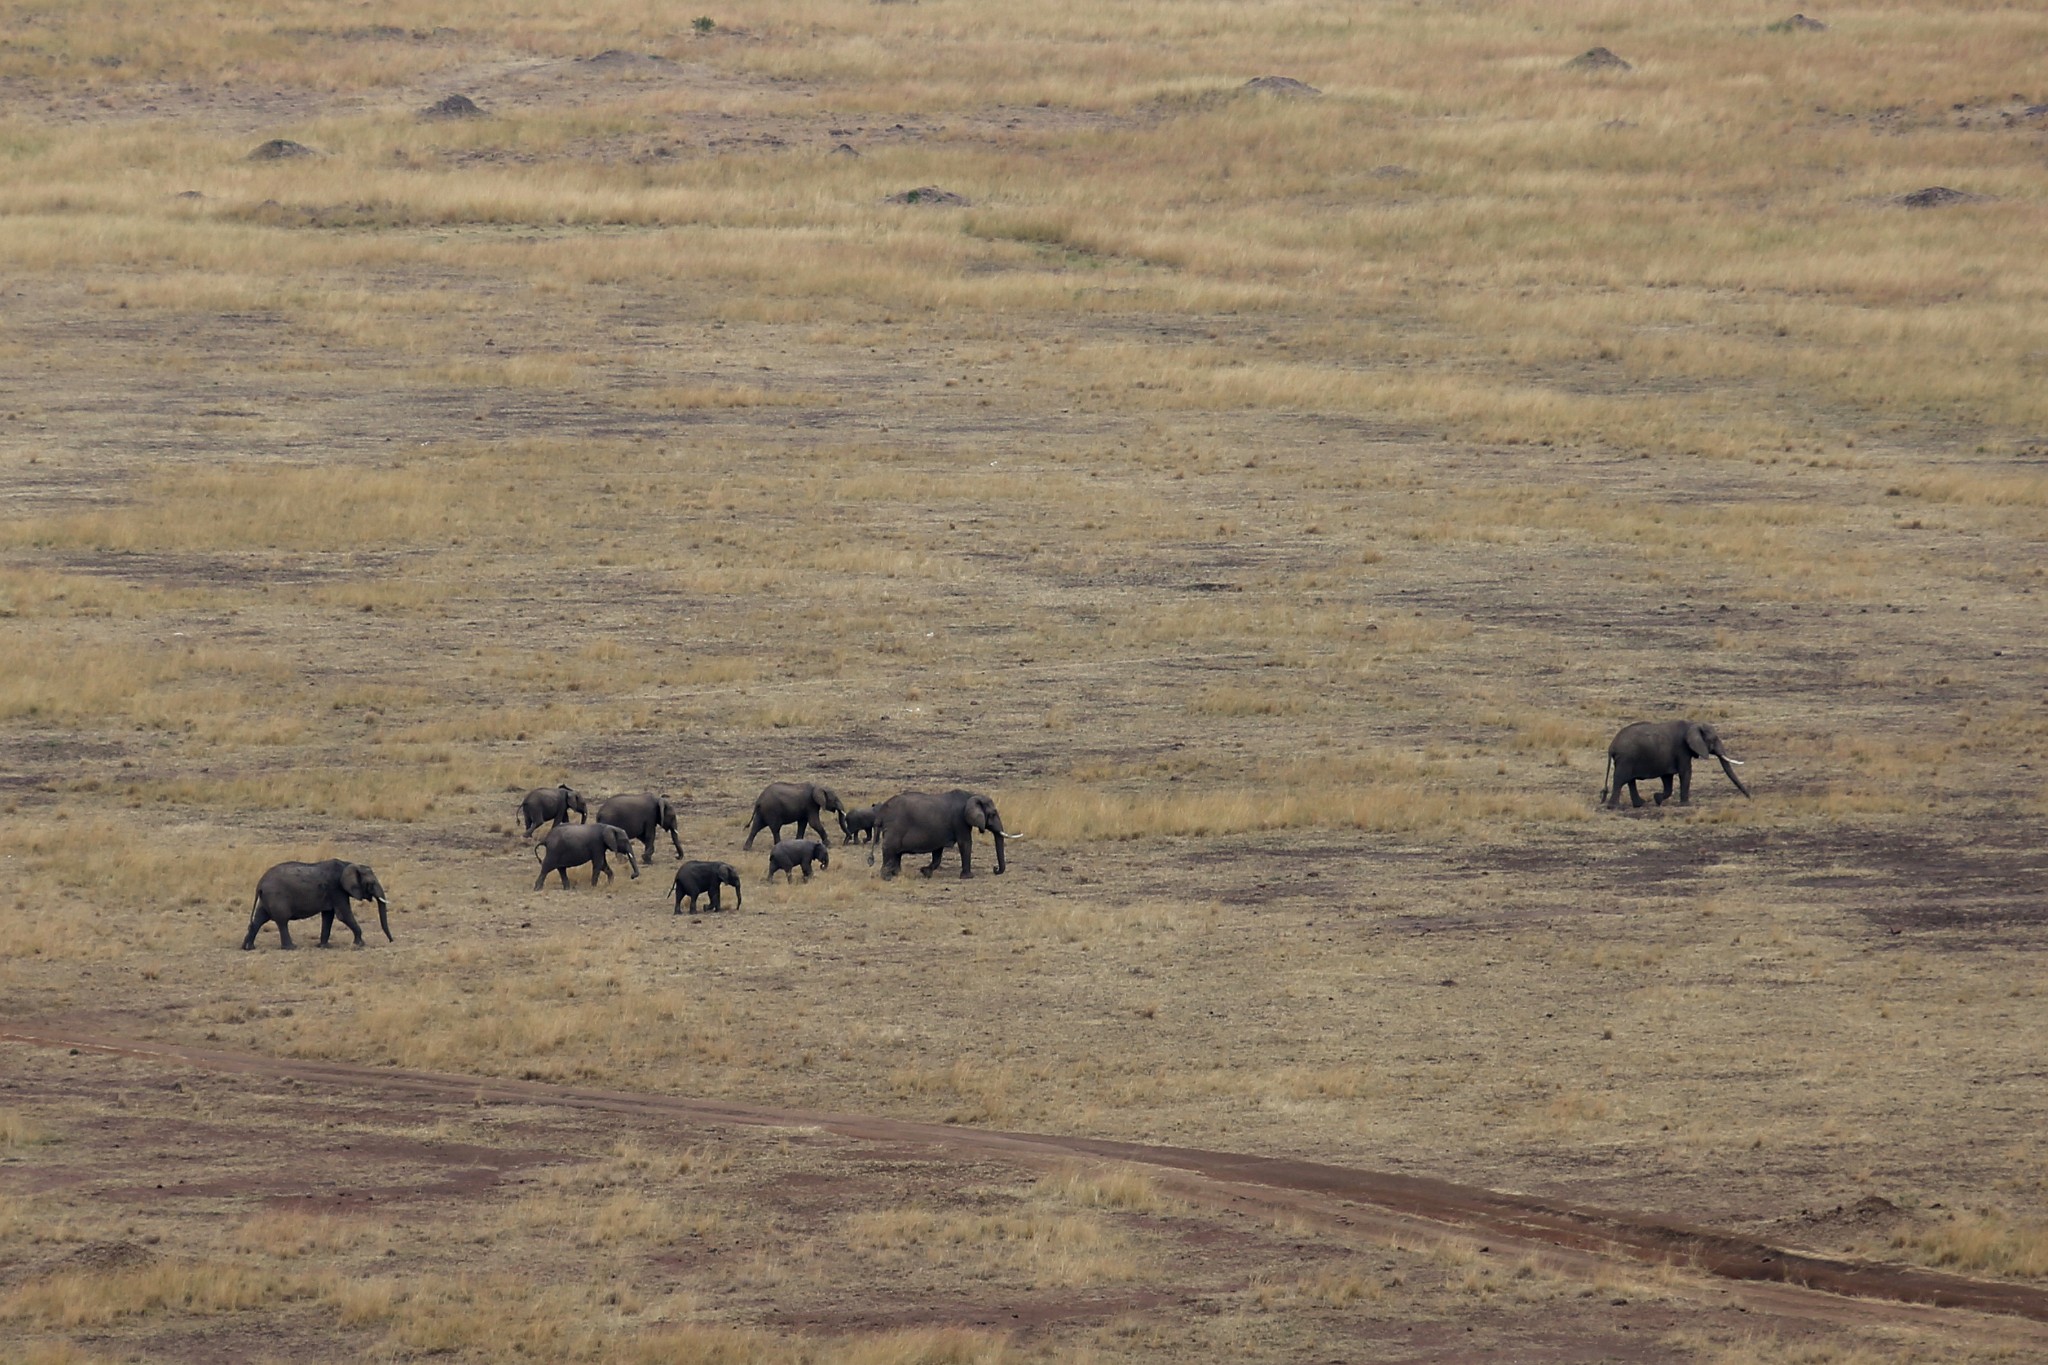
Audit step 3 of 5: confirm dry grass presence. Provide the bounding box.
[2,0,2047,1358]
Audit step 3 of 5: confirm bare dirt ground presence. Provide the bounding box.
[3,2,2047,1361]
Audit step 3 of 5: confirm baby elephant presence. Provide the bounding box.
[534,822,640,889]
[767,838,829,883]
[244,859,390,951]
[518,784,587,838]
[672,861,742,914]
[839,805,879,845]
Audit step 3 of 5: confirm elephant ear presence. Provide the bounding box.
[340,864,368,898]
[1685,724,1711,759]
[967,799,990,832]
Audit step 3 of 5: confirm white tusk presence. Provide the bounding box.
[1725,758,1745,765]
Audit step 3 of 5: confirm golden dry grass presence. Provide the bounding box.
[2,0,2046,1359]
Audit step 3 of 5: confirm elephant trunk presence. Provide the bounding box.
[626,850,641,879]
[1717,753,1752,798]
[375,899,392,941]
[730,876,742,910]
[991,829,1007,875]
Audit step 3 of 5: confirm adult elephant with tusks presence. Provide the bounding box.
[595,792,684,862]
[243,859,390,950]
[1603,719,1752,809]
[744,782,845,850]
[533,822,640,889]
[870,789,1010,879]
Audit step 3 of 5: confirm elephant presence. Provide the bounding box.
[871,790,1006,880]
[518,784,587,838]
[839,804,879,845]
[744,782,845,850]
[673,860,742,913]
[534,822,640,889]
[595,793,684,862]
[768,838,830,883]
[243,859,390,951]
[1603,719,1752,809]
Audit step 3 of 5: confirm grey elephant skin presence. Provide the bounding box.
[595,793,684,862]
[534,822,640,889]
[243,859,390,951]
[839,804,879,845]
[673,860,742,913]
[1603,719,1752,809]
[871,790,1006,879]
[744,782,845,850]
[768,838,830,882]
[518,784,587,838]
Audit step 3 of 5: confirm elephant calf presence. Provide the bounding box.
[518,783,588,838]
[839,804,879,845]
[534,822,640,889]
[672,861,742,914]
[767,838,829,883]
[244,859,390,951]
[1603,719,1752,809]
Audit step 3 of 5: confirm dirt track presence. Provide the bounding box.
[10,1024,2046,1345]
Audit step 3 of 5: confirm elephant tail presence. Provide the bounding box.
[532,841,547,864]
[1600,753,1614,804]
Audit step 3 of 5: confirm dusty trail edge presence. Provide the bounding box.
[10,1025,2046,1337]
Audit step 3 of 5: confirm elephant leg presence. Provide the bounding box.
[881,850,901,879]
[1677,761,1693,805]
[920,851,942,878]
[1627,779,1645,808]
[319,909,337,947]
[593,854,611,885]
[958,835,974,879]
[1655,774,1674,806]
[535,864,551,891]
[242,907,267,951]
[807,813,828,844]
[556,866,571,889]
[337,905,366,947]
[743,818,763,851]
[276,920,297,950]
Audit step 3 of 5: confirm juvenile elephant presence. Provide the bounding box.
[243,859,390,951]
[596,793,684,862]
[768,838,830,882]
[518,784,587,838]
[673,860,742,914]
[871,789,1006,880]
[744,782,845,850]
[534,822,640,889]
[839,804,879,845]
[1603,719,1752,809]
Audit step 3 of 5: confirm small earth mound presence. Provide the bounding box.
[64,1241,158,1271]
[1563,47,1632,72]
[1241,76,1321,98]
[172,189,204,200]
[419,94,484,120]
[888,186,969,206]
[583,49,671,66]
[248,139,314,161]
[1769,13,1828,30]
[830,143,860,157]
[1899,185,1980,208]
[1785,1195,1904,1235]
[1369,164,1414,179]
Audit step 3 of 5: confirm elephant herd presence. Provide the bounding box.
[242,717,1740,950]
[241,778,1010,949]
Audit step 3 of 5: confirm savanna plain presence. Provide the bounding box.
[2,0,2046,1360]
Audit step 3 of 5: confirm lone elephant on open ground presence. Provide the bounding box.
[1603,719,1751,809]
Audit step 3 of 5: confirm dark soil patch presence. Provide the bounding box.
[248,139,315,160]
[419,94,485,120]
[1564,48,1632,72]
[1899,186,1985,208]
[887,186,970,206]
[1768,14,1829,31]
[1241,76,1320,98]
